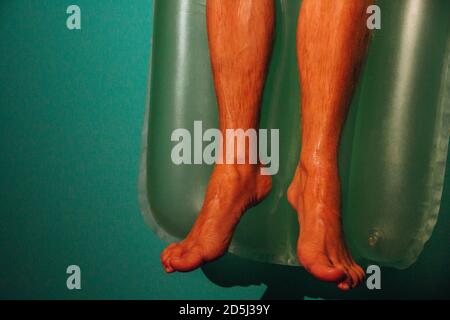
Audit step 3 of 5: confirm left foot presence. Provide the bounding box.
[161,164,272,273]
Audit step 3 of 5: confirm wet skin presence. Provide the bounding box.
[162,0,373,290]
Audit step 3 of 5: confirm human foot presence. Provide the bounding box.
[161,164,272,273]
[288,162,365,290]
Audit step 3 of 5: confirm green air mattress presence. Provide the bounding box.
[139,0,450,269]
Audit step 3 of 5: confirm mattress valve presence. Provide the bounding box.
[368,229,382,247]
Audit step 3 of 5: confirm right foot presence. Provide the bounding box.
[288,162,365,290]
[161,164,272,273]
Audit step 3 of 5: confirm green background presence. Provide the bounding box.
[0,0,449,299]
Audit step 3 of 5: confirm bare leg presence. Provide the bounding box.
[161,0,274,273]
[288,0,372,290]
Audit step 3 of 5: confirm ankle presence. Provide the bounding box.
[215,163,260,179]
[299,154,337,176]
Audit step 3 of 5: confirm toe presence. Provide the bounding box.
[160,251,171,272]
[161,256,174,273]
[358,264,366,277]
[161,244,184,273]
[161,243,177,261]
[349,272,359,288]
[170,250,204,272]
[164,264,174,273]
[339,254,364,288]
[345,266,359,288]
[344,256,365,287]
[335,264,353,290]
[160,248,170,262]
[338,282,351,291]
[308,263,347,283]
[341,263,364,289]
[161,254,173,272]
[162,255,175,273]
[355,264,366,284]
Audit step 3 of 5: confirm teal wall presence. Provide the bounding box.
[0,0,263,299]
[0,1,449,300]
